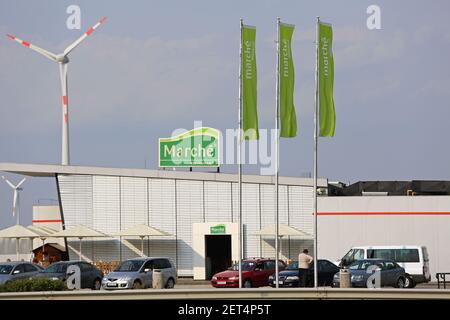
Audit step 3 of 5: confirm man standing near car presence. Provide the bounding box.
[298,249,313,287]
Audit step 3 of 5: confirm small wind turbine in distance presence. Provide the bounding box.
[6,17,107,166]
[1,176,26,225]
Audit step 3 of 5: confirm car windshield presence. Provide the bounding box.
[349,261,383,270]
[230,261,256,271]
[42,263,68,273]
[286,262,298,270]
[342,248,364,265]
[0,265,13,275]
[115,260,144,272]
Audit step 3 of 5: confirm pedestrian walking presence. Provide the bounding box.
[298,249,313,287]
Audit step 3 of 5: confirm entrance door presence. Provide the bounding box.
[205,235,232,280]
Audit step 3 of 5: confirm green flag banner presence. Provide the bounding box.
[279,22,297,138]
[242,25,259,140]
[318,22,336,137]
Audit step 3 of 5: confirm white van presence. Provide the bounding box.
[335,246,430,288]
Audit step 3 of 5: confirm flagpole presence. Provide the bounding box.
[238,18,243,289]
[274,17,281,289]
[313,16,320,289]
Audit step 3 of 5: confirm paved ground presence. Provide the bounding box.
[174,278,443,290]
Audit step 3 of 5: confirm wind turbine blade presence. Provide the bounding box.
[6,34,57,61]
[1,176,15,189]
[63,16,107,56]
[16,177,26,189]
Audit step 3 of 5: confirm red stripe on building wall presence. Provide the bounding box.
[32,219,63,223]
[318,211,450,216]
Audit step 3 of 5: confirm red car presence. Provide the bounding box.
[211,258,286,288]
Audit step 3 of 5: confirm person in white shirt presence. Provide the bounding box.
[298,249,313,287]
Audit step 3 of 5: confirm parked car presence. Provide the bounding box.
[102,257,177,290]
[35,261,103,290]
[0,262,43,285]
[269,259,340,287]
[335,245,430,288]
[211,258,286,288]
[333,259,407,288]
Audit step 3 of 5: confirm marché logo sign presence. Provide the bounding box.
[210,224,226,234]
[159,127,220,167]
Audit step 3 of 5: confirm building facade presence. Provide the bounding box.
[2,163,450,281]
[0,163,324,279]
[318,195,450,278]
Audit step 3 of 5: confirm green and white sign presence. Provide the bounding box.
[159,127,220,167]
[210,224,226,234]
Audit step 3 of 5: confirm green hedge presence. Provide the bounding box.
[0,278,67,292]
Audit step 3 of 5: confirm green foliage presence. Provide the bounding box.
[0,277,67,292]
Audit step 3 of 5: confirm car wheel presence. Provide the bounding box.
[166,278,175,289]
[396,277,405,288]
[244,279,252,288]
[92,278,101,290]
[132,280,143,289]
[404,275,415,288]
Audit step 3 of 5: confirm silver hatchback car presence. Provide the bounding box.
[0,261,43,285]
[102,257,177,290]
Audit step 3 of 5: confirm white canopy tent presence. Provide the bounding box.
[253,224,312,260]
[27,225,58,256]
[0,224,40,260]
[112,224,171,257]
[253,224,312,238]
[51,225,107,260]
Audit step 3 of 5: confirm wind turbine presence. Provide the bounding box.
[6,17,107,165]
[2,176,26,225]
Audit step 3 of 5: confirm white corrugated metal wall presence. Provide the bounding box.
[120,177,148,260]
[92,176,120,262]
[58,175,94,260]
[59,174,315,276]
[58,175,93,227]
[204,181,232,222]
[241,183,260,259]
[278,185,289,260]
[148,179,176,266]
[260,185,290,260]
[260,184,275,259]
[176,180,204,276]
[93,176,120,235]
[288,186,314,260]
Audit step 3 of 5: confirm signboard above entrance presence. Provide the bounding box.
[210,224,226,234]
[159,127,220,167]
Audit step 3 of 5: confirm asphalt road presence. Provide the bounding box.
[174,279,443,290]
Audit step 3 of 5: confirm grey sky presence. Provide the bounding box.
[1,0,450,227]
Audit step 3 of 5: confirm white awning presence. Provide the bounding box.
[112,224,171,238]
[253,224,312,238]
[51,225,107,238]
[0,224,40,239]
